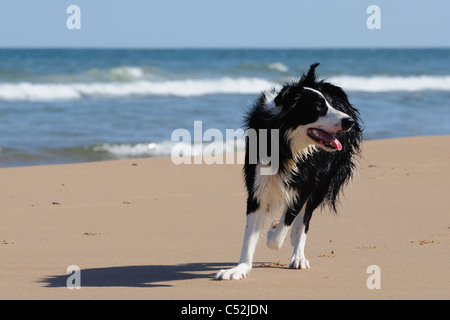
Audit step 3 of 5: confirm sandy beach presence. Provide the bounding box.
[1,135,449,300]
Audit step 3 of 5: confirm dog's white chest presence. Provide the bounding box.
[253,165,296,211]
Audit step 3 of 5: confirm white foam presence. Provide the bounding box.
[108,66,145,80]
[93,141,176,157]
[332,75,450,92]
[94,138,246,158]
[267,62,289,73]
[1,75,450,101]
[0,82,82,100]
[0,77,274,101]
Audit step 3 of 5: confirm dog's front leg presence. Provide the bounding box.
[289,223,310,269]
[266,213,290,250]
[214,211,265,280]
[289,208,311,269]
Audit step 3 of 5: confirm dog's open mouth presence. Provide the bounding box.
[307,128,342,151]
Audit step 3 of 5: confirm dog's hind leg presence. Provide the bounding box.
[214,210,266,280]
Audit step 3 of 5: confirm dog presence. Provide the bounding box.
[215,63,362,280]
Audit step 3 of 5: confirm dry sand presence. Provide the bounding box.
[1,136,449,300]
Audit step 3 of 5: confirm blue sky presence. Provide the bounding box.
[0,0,449,48]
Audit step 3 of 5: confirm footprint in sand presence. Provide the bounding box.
[409,240,440,245]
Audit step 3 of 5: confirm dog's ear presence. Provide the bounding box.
[275,63,320,107]
[274,86,296,108]
[301,63,320,86]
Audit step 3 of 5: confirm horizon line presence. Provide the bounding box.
[0,45,449,50]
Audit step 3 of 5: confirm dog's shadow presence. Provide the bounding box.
[40,262,233,288]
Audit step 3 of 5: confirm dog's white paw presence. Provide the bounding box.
[288,258,310,270]
[214,263,251,280]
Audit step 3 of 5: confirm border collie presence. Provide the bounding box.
[215,63,362,280]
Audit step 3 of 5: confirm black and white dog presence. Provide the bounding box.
[215,63,362,280]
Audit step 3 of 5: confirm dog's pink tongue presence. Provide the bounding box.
[332,138,342,151]
[317,130,342,151]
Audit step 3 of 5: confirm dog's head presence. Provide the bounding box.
[274,63,356,152]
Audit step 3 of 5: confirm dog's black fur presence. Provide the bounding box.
[244,63,362,232]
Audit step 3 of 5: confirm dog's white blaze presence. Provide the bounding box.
[303,87,350,131]
[303,87,328,102]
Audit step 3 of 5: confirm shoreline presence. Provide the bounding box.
[1,135,449,299]
[0,133,446,170]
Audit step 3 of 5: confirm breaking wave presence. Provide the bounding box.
[0,77,274,101]
[93,138,246,158]
[331,75,450,92]
[1,72,450,101]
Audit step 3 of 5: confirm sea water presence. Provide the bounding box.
[0,49,449,167]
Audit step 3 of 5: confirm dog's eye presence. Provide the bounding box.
[315,99,327,115]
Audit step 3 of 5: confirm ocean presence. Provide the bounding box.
[0,48,449,167]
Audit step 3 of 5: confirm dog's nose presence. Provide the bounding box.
[341,117,355,131]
